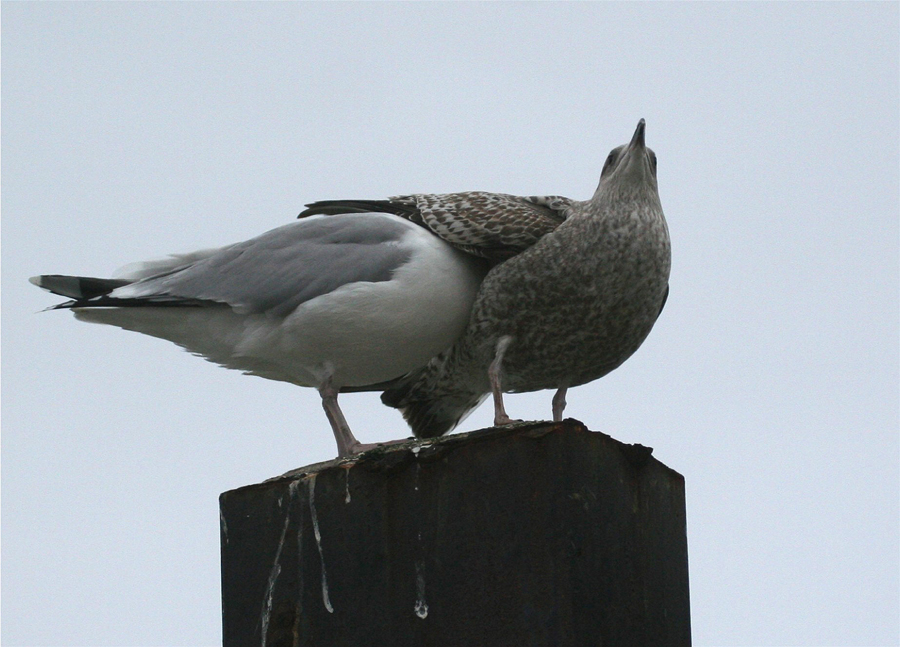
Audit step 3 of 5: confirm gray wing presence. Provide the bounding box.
[112,215,413,316]
[300,192,574,262]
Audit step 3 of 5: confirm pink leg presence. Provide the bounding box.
[488,336,521,426]
[318,377,361,457]
[551,387,568,422]
[318,375,411,457]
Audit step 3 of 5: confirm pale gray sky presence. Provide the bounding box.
[3,3,898,645]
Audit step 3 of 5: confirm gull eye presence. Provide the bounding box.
[649,151,657,174]
[602,152,616,173]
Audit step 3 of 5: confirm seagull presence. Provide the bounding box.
[33,119,668,453]
[30,213,488,456]
[305,119,671,437]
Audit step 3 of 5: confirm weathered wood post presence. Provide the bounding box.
[220,419,691,646]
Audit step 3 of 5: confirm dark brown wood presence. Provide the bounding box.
[220,420,691,646]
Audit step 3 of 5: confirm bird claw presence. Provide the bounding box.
[341,438,410,457]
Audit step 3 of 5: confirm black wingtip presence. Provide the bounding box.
[30,274,131,300]
[298,199,418,219]
[299,200,369,218]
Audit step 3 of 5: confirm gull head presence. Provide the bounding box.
[593,119,659,199]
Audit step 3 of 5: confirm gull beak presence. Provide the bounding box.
[612,118,656,186]
[629,119,646,151]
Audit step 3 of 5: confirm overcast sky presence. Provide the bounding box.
[3,3,898,645]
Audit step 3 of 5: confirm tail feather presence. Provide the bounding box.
[30,274,208,309]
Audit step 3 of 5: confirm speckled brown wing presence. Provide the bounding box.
[397,192,572,261]
[300,192,574,262]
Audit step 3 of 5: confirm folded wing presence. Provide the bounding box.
[300,192,574,262]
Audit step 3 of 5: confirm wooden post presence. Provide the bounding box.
[220,420,691,646]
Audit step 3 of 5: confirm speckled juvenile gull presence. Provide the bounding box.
[374,119,671,437]
[30,213,487,456]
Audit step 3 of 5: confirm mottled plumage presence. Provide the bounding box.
[301,192,574,262]
[380,120,672,437]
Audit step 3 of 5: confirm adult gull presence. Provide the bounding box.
[31,213,487,456]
